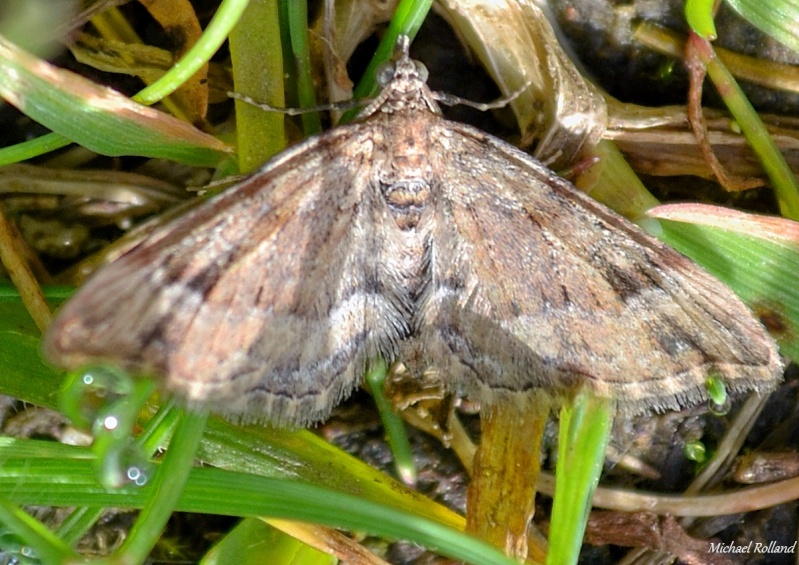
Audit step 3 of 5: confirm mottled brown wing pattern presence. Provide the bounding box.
[421,121,781,414]
[44,36,782,427]
[43,125,411,426]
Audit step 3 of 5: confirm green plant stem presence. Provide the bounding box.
[726,0,799,54]
[365,359,417,485]
[229,0,284,172]
[547,390,612,565]
[136,400,182,457]
[0,497,80,563]
[2,457,518,565]
[0,133,71,166]
[282,0,321,135]
[134,0,252,105]
[341,0,433,122]
[114,408,208,564]
[55,506,106,547]
[689,34,799,220]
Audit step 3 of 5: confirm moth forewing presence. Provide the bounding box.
[43,36,782,427]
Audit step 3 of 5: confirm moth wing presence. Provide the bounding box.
[422,123,781,414]
[44,125,403,426]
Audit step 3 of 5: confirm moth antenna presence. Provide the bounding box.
[228,91,367,116]
[432,80,532,111]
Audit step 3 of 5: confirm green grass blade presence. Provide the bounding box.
[282,0,321,135]
[134,0,252,105]
[0,284,70,408]
[203,519,336,565]
[0,35,230,166]
[547,390,612,565]
[684,0,718,40]
[0,496,80,564]
[341,0,433,122]
[116,409,209,563]
[0,448,517,565]
[654,214,799,360]
[726,0,799,54]
[366,359,417,485]
[229,0,286,172]
[0,133,71,166]
[688,34,799,220]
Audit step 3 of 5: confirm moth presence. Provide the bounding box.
[43,36,782,427]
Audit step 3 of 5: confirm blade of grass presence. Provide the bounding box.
[726,0,799,54]
[684,0,718,40]
[54,507,105,547]
[0,34,229,165]
[0,497,81,564]
[340,0,433,123]
[0,134,72,166]
[655,215,799,360]
[0,0,249,166]
[229,0,285,173]
[365,358,416,486]
[115,408,209,563]
[282,0,321,135]
[0,455,518,565]
[204,518,336,565]
[134,0,251,106]
[0,285,69,408]
[198,418,463,527]
[546,390,612,565]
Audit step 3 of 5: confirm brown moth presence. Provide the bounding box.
[43,37,782,427]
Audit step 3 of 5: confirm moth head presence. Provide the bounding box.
[366,35,438,116]
[375,47,429,90]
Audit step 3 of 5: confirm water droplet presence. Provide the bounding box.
[684,440,707,463]
[96,441,153,489]
[704,375,728,409]
[59,365,135,430]
[127,465,150,486]
[708,396,731,416]
[103,415,119,431]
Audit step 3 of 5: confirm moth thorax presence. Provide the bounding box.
[382,180,431,230]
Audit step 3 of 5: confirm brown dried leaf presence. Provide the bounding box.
[139,0,207,122]
[466,394,549,561]
[436,0,607,168]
